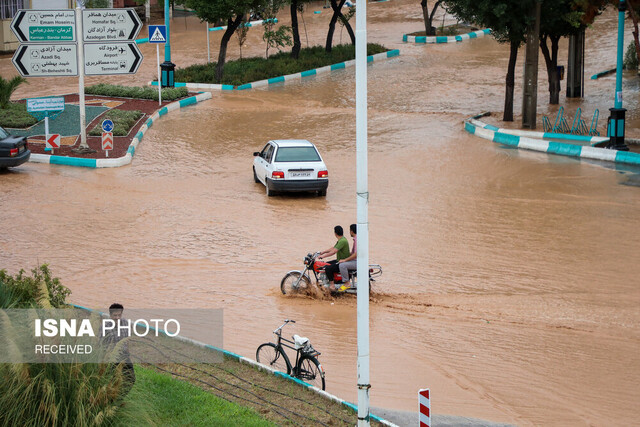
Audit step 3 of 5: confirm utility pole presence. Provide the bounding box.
[355,0,370,424]
[161,0,175,87]
[522,0,541,129]
[608,0,628,150]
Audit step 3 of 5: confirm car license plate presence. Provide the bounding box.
[290,171,311,178]
[18,146,24,153]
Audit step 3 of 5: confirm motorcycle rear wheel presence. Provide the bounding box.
[281,272,311,295]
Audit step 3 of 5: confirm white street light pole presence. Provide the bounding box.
[355,0,370,425]
[76,0,89,150]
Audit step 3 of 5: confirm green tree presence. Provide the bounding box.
[262,0,292,59]
[177,0,266,81]
[236,14,250,61]
[421,0,444,36]
[0,76,26,109]
[326,0,355,52]
[627,0,640,73]
[446,0,535,121]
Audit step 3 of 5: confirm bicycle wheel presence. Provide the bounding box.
[256,343,291,375]
[296,355,325,390]
[280,271,311,295]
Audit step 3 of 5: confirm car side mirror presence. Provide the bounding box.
[253,152,260,157]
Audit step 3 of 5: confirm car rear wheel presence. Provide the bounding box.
[317,189,326,197]
[266,184,276,197]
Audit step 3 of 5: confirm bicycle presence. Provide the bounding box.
[256,319,326,390]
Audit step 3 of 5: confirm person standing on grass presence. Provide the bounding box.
[318,225,350,291]
[102,303,136,396]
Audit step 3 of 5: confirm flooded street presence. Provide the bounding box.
[2,1,640,425]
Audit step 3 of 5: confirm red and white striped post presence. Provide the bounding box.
[419,388,431,427]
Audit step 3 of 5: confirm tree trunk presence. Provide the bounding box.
[503,40,519,122]
[629,3,640,71]
[342,15,356,45]
[420,0,442,36]
[540,35,561,104]
[216,16,243,82]
[326,0,347,52]
[291,0,301,59]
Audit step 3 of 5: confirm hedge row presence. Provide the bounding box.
[85,84,189,101]
[175,43,389,86]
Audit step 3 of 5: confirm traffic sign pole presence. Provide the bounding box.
[44,113,51,154]
[157,43,162,106]
[76,3,88,150]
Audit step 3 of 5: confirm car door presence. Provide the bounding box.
[255,143,272,184]
[262,144,275,182]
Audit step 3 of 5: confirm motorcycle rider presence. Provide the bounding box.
[318,225,350,291]
[337,224,357,290]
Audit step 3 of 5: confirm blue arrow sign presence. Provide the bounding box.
[102,119,114,132]
[148,25,167,44]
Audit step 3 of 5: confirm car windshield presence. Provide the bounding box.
[0,126,8,139]
[274,146,321,162]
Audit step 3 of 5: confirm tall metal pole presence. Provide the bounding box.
[161,0,175,87]
[75,1,89,151]
[164,0,171,62]
[355,0,370,424]
[608,0,628,150]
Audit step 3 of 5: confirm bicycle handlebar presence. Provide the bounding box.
[273,319,295,335]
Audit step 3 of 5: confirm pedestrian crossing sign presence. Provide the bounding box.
[148,25,167,44]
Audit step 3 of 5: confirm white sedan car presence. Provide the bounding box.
[253,140,329,197]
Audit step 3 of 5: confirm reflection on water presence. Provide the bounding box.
[1,1,639,425]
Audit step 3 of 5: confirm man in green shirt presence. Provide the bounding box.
[319,225,350,291]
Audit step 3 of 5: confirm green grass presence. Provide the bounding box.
[121,366,275,427]
[85,84,189,101]
[0,102,39,129]
[89,109,143,136]
[175,43,389,86]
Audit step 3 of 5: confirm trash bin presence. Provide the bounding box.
[161,61,176,88]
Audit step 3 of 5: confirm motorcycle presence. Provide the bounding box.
[280,251,382,295]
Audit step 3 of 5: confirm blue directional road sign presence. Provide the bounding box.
[102,119,114,133]
[148,25,167,44]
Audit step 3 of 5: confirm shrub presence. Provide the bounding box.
[175,43,389,86]
[0,361,132,426]
[89,109,143,136]
[0,75,26,108]
[0,264,70,309]
[85,84,189,101]
[0,102,38,129]
[623,41,638,70]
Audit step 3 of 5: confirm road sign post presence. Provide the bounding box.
[102,132,113,157]
[27,97,65,155]
[149,25,167,106]
[11,7,143,155]
[102,119,114,157]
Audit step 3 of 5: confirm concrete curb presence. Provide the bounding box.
[403,28,491,44]
[29,92,212,169]
[464,116,640,166]
[149,49,400,91]
[69,303,396,426]
[468,117,609,145]
[590,68,616,80]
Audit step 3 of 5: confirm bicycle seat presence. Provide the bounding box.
[293,334,309,349]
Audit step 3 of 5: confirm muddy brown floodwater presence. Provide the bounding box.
[1,1,639,426]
